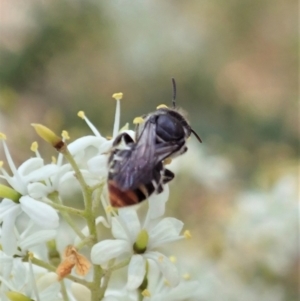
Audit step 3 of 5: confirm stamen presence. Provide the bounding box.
[31,141,41,159]
[158,255,164,263]
[1,138,22,183]
[77,111,101,138]
[112,93,123,100]
[112,92,123,138]
[0,133,7,140]
[164,280,171,286]
[141,289,151,297]
[156,104,168,109]
[62,130,70,140]
[183,273,191,280]
[184,230,192,239]
[51,156,57,164]
[113,99,121,138]
[133,117,144,124]
[30,142,38,152]
[169,256,177,263]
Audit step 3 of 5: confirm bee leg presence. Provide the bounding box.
[113,132,134,147]
[162,168,174,184]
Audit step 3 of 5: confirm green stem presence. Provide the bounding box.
[99,259,115,299]
[49,193,86,240]
[60,280,69,301]
[43,199,85,216]
[61,146,103,301]
[61,147,91,208]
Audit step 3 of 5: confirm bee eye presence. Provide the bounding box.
[156,115,185,142]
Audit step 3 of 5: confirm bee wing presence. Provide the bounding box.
[111,121,160,190]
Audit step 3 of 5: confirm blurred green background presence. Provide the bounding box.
[0,0,298,300]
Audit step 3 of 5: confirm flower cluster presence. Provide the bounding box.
[0,93,199,301]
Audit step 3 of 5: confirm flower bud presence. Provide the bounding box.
[31,124,64,151]
[6,292,32,301]
[0,184,21,202]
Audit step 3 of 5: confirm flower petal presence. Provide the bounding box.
[19,230,57,251]
[1,207,20,255]
[126,254,145,290]
[0,199,21,221]
[118,208,141,243]
[71,283,91,301]
[148,185,169,219]
[148,217,183,248]
[111,217,129,241]
[24,164,58,183]
[145,251,179,287]
[87,155,108,176]
[27,182,51,199]
[19,196,59,229]
[18,157,44,177]
[68,136,106,156]
[74,216,109,245]
[91,240,131,265]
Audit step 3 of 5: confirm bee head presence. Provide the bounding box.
[169,78,202,143]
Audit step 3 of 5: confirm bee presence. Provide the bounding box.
[107,78,202,207]
[107,125,176,207]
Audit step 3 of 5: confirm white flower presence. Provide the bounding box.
[143,259,200,301]
[68,100,136,187]
[0,213,57,256]
[0,252,61,301]
[91,207,186,290]
[0,139,59,255]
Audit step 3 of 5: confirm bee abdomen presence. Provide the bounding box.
[108,180,160,208]
[108,180,140,207]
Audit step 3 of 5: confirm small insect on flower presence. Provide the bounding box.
[56,245,91,280]
[108,79,202,207]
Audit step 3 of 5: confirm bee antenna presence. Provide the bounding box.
[171,77,176,108]
[191,128,202,143]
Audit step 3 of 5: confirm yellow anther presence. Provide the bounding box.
[183,273,191,280]
[0,161,3,168]
[106,206,114,213]
[77,111,85,119]
[0,133,7,140]
[133,117,144,124]
[141,289,151,297]
[156,104,168,109]
[164,280,171,286]
[169,256,177,263]
[106,136,112,140]
[30,142,38,152]
[164,158,172,165]
[62,130,70,140]
[51,156,57,164]
[184,230,192,239]
[112,92,123,100]
[158,255,164,263]
[28,252,34,260]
